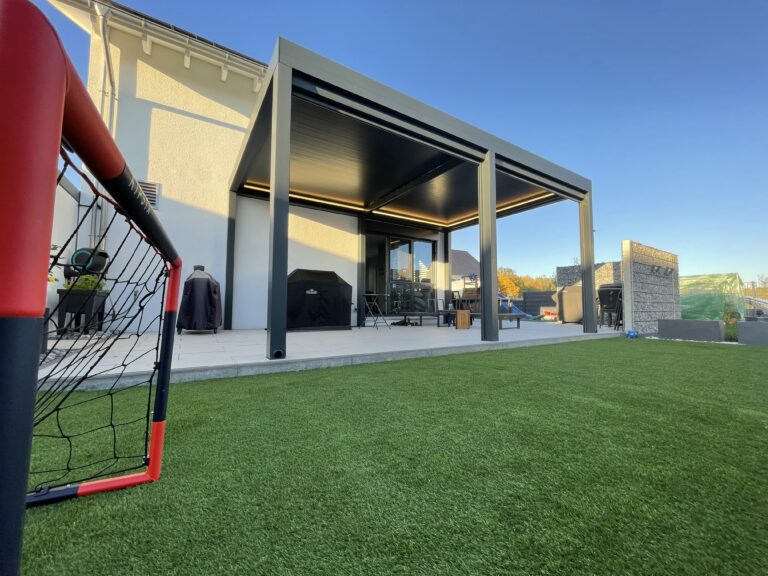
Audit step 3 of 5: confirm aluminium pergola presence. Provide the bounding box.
[228,38,596,360]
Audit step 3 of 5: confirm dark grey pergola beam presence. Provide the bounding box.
[292,78,484,164]
[229,50,277,196]
[448,193,562,233]
[478,152,499,341]
[365,157,464,211]
[277,39,591,195]
[266,62,292,360]
[495,158,586,202]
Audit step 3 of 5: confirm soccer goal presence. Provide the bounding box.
[0,1,181,573]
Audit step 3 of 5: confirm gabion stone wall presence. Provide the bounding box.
[622,240,681,334]
[555,242,680,334]
[556,262,622,289]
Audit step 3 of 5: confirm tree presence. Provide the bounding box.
[497,268,556,297]
[498,269,521,298]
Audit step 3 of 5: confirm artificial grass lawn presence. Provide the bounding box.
[22,339,768,575]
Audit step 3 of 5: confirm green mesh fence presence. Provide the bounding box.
[680,273,745,320]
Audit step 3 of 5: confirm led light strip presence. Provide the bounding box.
[442,192,559,228]
[289,193,367,212]
[370,209,447,227]
[243,183,367,212]
[243,183,557,228]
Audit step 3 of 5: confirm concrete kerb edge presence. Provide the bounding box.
[237,333,622,377]
[80,331,620,388]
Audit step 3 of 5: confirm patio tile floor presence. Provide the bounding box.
[66,320,619,389]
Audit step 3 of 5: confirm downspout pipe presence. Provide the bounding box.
[97,7,116,100]
[93,4,116,249]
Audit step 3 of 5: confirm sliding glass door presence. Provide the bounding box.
[413,241,433,283]
[388,238,435,313]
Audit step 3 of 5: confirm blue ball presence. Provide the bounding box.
[626,330,638,339]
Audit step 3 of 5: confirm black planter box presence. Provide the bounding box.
[56,289,109,335]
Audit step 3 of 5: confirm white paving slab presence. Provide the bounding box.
[59,320,620,389]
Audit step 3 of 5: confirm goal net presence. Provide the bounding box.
[28,149,172,505]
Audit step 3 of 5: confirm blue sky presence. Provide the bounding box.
[36,0,767,281]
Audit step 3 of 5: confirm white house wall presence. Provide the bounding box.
[232,196,268,329]
[233,197,360,329]
[50,184,80,258]
[88,27,259,306]
[47,184,81,311]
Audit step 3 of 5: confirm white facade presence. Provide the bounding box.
[232,198,361,328]
[51,0,451,329]
[82,23,256,313]
[47,179,81,311]
[50,180,80,257]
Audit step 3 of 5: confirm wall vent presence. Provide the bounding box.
[137,180,161,209]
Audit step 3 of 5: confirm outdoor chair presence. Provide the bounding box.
[597,284,623,330]
[363,292,390,330]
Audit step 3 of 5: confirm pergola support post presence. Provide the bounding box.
[579,191,597,333]
[356,217,366,327]
[223,190,237,330]
[442,229,451,309]
[478,151,499,341]
[266,63,292,359]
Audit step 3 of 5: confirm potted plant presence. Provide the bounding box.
[57,274,110,335]
[66,273,106,292]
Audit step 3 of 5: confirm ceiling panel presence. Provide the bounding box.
[379,162,477,223]
[241,95,567,227]
[496,171,552,210]
[292,98,452,206]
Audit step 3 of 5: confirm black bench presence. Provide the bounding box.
[394,311,453,327]
[470,312,525,329]
[395,311,524,329]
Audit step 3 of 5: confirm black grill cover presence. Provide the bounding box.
[177,269,222,331]
[556,284,583,323]
[287,269,352,331]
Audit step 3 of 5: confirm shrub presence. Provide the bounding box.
[67,274,105,292]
